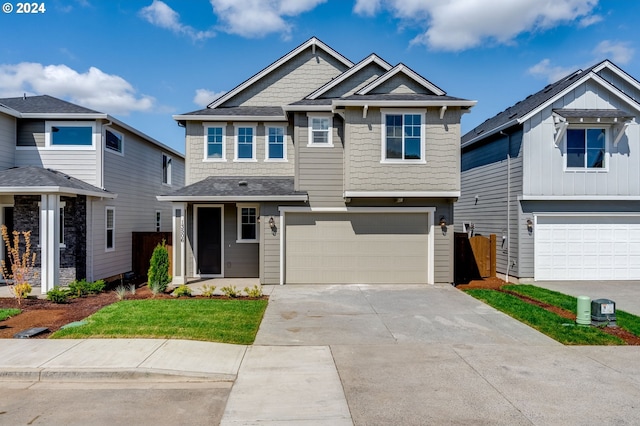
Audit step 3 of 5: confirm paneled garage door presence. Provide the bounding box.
[285,212,430,284]
[535,215,640,280]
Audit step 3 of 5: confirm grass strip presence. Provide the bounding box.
[51,299,268,344]
[465,289,624,345]
[504,285,640,337]
[0,308,21,321]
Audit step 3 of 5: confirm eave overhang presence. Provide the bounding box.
[0,186,117,199]
[157,194,308,202]
[344,191,460,198]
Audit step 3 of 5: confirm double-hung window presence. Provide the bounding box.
[105,207,115,251]
[566,127,607,169]
[307,114,333,146]
[266,126,286,160]
[205,125,225,160]
[237,204,258,243]
[162,154,172,185]
[235,125,256,161]
[381,111,424,162]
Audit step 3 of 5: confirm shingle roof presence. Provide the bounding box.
[0,95,101,114]
[340,93,469,102]
[179,106,285,117]
[553,108,634,119]
[158,176,307,201]
[461,62,605,145]
[0,166,115,197]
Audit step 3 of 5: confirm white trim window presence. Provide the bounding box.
[204,125,226,161]
[106,207,115,252]
[45,121,96,150]
[234,125,256,161]
[105,128,124,154]
[381,110,425,163]
[565,127,608,170]
[162,154,172,185]
[237,204,259,243]
[156,210,161,232]
[266,126,287,160]
[307,114,333,146]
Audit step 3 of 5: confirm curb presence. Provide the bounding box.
[0,368,236,383]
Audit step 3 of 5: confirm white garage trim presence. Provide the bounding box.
[278,206,436,285]
[534,213,640,281]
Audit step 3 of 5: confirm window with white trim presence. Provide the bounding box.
[156,210,161,232]
[205,126,225,160]
[235,125,256,161]
[45,121,96,149]
[105,128,123,154]
[237,204,258,243]
[308,114,332,146]
[566,127,607,169]
[381,111,424,162]
[266,126,286,160]
[162,154,172,185]
[106,207,115,251]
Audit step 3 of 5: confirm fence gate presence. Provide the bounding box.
[132,232,172,281]
[454,233,496,285]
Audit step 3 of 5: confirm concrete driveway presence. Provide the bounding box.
[250,283,640,425]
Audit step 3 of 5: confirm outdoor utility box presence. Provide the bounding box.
[576,296,591,325]
[591,299,616,326]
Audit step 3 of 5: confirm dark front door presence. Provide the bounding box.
[2,207,14,274]
[197,207,222,275]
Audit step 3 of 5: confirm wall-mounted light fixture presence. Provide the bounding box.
[526,219,533,235]
[269,216,277,236]
[439,216,447,235]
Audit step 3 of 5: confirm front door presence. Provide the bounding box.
[197,207,222,275]
[1,207,13,275]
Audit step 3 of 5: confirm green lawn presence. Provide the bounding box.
[465,288,626,345]
[52,299,268,344]
[0,308,21,322]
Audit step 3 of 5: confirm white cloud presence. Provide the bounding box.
[527,59,577,83]
[354,0,600,51]
[139,1,215,41]
[0,63,155,114]
[594,40,634,65]
[193,89,227,107]
[209,0,326,38]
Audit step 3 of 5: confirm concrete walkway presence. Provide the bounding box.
[1,282,640,425]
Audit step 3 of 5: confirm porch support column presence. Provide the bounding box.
[171,203,186,285]
[40,194,60,294]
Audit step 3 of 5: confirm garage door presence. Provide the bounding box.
[285,212,429,284]
[535,215,640,280]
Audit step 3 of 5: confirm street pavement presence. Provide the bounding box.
[0,282,639,425]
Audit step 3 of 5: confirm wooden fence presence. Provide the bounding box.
[454,233,496,285]
[131,232,172,281]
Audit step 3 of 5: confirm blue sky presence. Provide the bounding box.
[1,0,638,154]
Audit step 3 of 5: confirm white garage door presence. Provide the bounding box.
[535,215,640,280]
[285,212,430,284]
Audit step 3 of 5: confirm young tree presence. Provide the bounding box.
[147,240,171,293]
[1,225,37,305]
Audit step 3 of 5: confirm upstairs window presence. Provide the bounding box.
[267,126,286,160]
[382,112,424,162]
[237,204,258,243]
[566,128,606,169]
[46,121,95,149]
[308,114,333,146]
[105,129,123,154]
[162,154,172,185]
[235,125,256,161]
[205,126,225,160]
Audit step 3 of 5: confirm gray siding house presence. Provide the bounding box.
[0,95,185,293]
[456,60,640,282]
[161,38,475,285]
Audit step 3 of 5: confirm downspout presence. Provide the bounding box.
[505,152,511,284]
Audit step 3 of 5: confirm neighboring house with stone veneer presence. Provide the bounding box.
[160,37,475,285]
[456,60,640,282]
[0,95,184,293]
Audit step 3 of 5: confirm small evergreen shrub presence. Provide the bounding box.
[12,283,32,300]
[88,279,106,294]
[47,286,71,304]
[201,284,216,298]
[244,285,263,298]
[148,241,171,293]
[172,284,192,298]
[221,285,239,298]
[68,279,91,297]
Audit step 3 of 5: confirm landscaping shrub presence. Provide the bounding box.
[172,284,192,298]
[47,286,71,304]
[148,240,171,293]
[221,285,239,298]
[1,225,37,305]
[201,284,216,298]
[68,279,91,297]
[244,285,263,298]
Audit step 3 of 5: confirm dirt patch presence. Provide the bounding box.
[456,278,640,345]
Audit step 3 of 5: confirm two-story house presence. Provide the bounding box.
[456,60,640,282]
[0,95,185,293]
[161,37,475,286]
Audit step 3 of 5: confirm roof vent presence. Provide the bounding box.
[239,180,248,186]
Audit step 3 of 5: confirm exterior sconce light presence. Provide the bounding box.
[526,219,533,235]
[439,216,447,235]
[269,216,277,235]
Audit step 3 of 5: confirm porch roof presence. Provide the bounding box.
[156,176,308,202]
[0,166,116,198]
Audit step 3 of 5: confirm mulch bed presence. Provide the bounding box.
[456,278,640,345]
